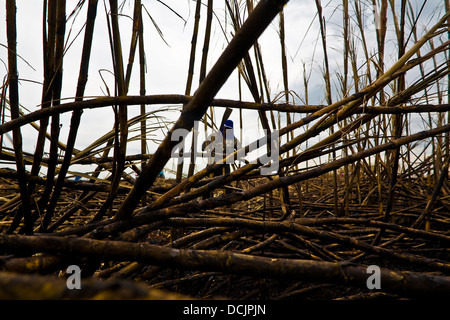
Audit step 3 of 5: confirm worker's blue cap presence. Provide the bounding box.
[224,120,234,129]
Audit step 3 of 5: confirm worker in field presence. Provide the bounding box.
[203,119,241,177]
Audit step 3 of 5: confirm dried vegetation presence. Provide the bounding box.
[0,0,450,300]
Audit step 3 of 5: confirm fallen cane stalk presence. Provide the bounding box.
[0,234,449,298]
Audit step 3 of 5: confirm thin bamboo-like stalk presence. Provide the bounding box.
[26,0,57,204]
[188,0,213,178]
[5,94,450,135]
[137,0,146,205]
[6,0,32,234]
[176,0,202,183]
[35,0,66,220]
[315,0,338,215]
[95,0,129,219]
[341,0,350,216]
[446,0,450,172]
[375,0,388,217]
[373,0,406,245]
[40,0,99,232]
[277,8,292,217]
[185,0,202,98]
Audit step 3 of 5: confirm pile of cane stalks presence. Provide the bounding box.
[0,172,449,300]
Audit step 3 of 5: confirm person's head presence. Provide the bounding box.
[222,120,234,134]
[224,119,234,130]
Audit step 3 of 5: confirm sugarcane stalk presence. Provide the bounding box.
[5,0,33,234]
[40,0,98,232]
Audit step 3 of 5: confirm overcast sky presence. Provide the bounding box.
[0,0,445,177]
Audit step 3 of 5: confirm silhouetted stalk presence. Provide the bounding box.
[137,0,146,204]
[372,0,405,245]
[27,0,57,202]
[40,0,99,232]
[375,0,388,216]
[36,0,66,220]
[176,0,202,183]
[95,0,129,219]
[6,0,33,234]
[315,0,338,215]
[342,0,350,216]
[188,0,213,178]
[447,0,450,168]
